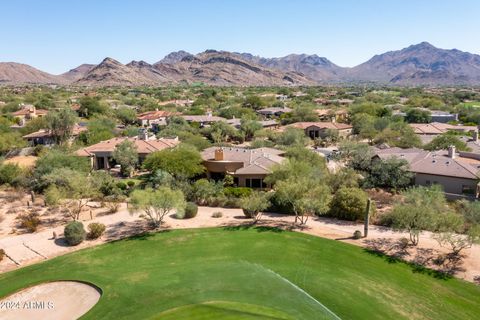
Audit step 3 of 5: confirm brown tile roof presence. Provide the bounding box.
[409,122,477,135]
[181,115,226,123]
[374,147,480,180]
[12,105,48,116]
[76,136,179,156]
[22,125,87,139]
[201,147,285,175]
[288,122,352,130]
[137,110,179,121]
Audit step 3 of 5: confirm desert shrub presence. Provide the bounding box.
[103,194,125,213]
[18,212,41,232]
[183,202,198,219]
[329,187,369,221]
[127,180,136,188]
[116,181,127,190]
[353,230,362,239]
[0,163,23,186]
[223,187,252,198]
[87,222,106,239]
[0,248,4,262]
[64,221,86,245]
[44,185,63,206]
[212,211,223,218]
[398,237,409,249]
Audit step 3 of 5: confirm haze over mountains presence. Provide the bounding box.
[1,42,480,86]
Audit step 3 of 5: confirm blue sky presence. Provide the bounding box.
[1,0,479,74]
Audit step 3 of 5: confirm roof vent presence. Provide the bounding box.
[432,160,436,163]
[446,161,451,165]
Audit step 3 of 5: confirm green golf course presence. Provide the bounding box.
[0,227,478,319]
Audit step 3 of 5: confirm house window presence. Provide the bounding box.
[233,177,239,186]
[251,179,262,188]
[462,185,475,195]
[245,179,251,188]
[425,180,431,186]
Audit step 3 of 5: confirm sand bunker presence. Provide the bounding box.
[0,281,101,320]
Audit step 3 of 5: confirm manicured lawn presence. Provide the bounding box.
[0,227,479,319]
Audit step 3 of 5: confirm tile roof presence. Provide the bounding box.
[137,110,179,121]
[201,147,285,175]
[374,147,480,179]
[22,125,87,139]
[76,136,179,156]
[12,105,48,116]
[409,122,477,135]
[181,115,226,123]
[287,122,352,130]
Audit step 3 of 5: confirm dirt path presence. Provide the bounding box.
[0,205,479,284]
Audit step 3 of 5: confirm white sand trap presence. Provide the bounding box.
[0,281,101,320]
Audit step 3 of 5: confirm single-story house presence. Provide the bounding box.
[314,108,349,122]
[226,118,279,130]
[201,147,285,188]
[374,146,480,199]
[181,114,227,126]
[257,107,292,118]
[409,122,477,135]
[137,110,179,127]
[394,109,458,123]
[12,105,48,127]
[23,124,87,146]
[287,122,353,139]
[76,132,179,170]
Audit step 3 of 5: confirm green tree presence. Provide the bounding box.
[45,108,77,144]
[240,117,262,141]
[191,179,222,205]
[79,96,108,117]
[274,177,331,225]
[129,187,186,228]
[143,145,204,179]
[275,127,308,147]
[405,108,432,123]
[115,106,137,125]
[112,140,138,177]
[240,191,271,223]
[425,134,470,151]
[329,187,369,221]
[364,158,413,189]
[387,185,452,245]
[44,168,100,220]
[0,132,27,155]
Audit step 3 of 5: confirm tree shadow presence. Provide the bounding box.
[223,224,285,233]
[362,238,465,280]
[54,237,70,247]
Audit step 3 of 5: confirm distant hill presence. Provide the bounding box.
[75,51,312,86]
[61,64,96,81]
[345,42,480,85]
[0,62,63,84]
[237,53,345,82]
[2,42,480,86]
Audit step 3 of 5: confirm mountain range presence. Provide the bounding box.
[1,42,480,86]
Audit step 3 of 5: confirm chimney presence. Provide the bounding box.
[138,128,149,141]
[214,148,224,161]
[448,145,456,159]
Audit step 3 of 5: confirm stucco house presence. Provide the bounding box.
[200,147,285,188]
[137,110,179,129]
[76,131,179,170]
[287,122,353,139]
[374,146,480,199]
[12,105,48,127]
[181,114,226,126]
[23,124,87,146]
[257,107,292,118]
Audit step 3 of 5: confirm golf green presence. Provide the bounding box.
[0,227,478,319]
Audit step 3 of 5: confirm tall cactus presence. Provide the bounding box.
[364,199,371,238]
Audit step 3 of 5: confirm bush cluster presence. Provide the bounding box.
[87,222,106,239]
[18,212,41,232]
[183,202,198,219]
[64,221,86,246]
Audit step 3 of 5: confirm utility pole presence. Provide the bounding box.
[364,199,371,238]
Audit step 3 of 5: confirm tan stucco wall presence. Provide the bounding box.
[414,173,478,196]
